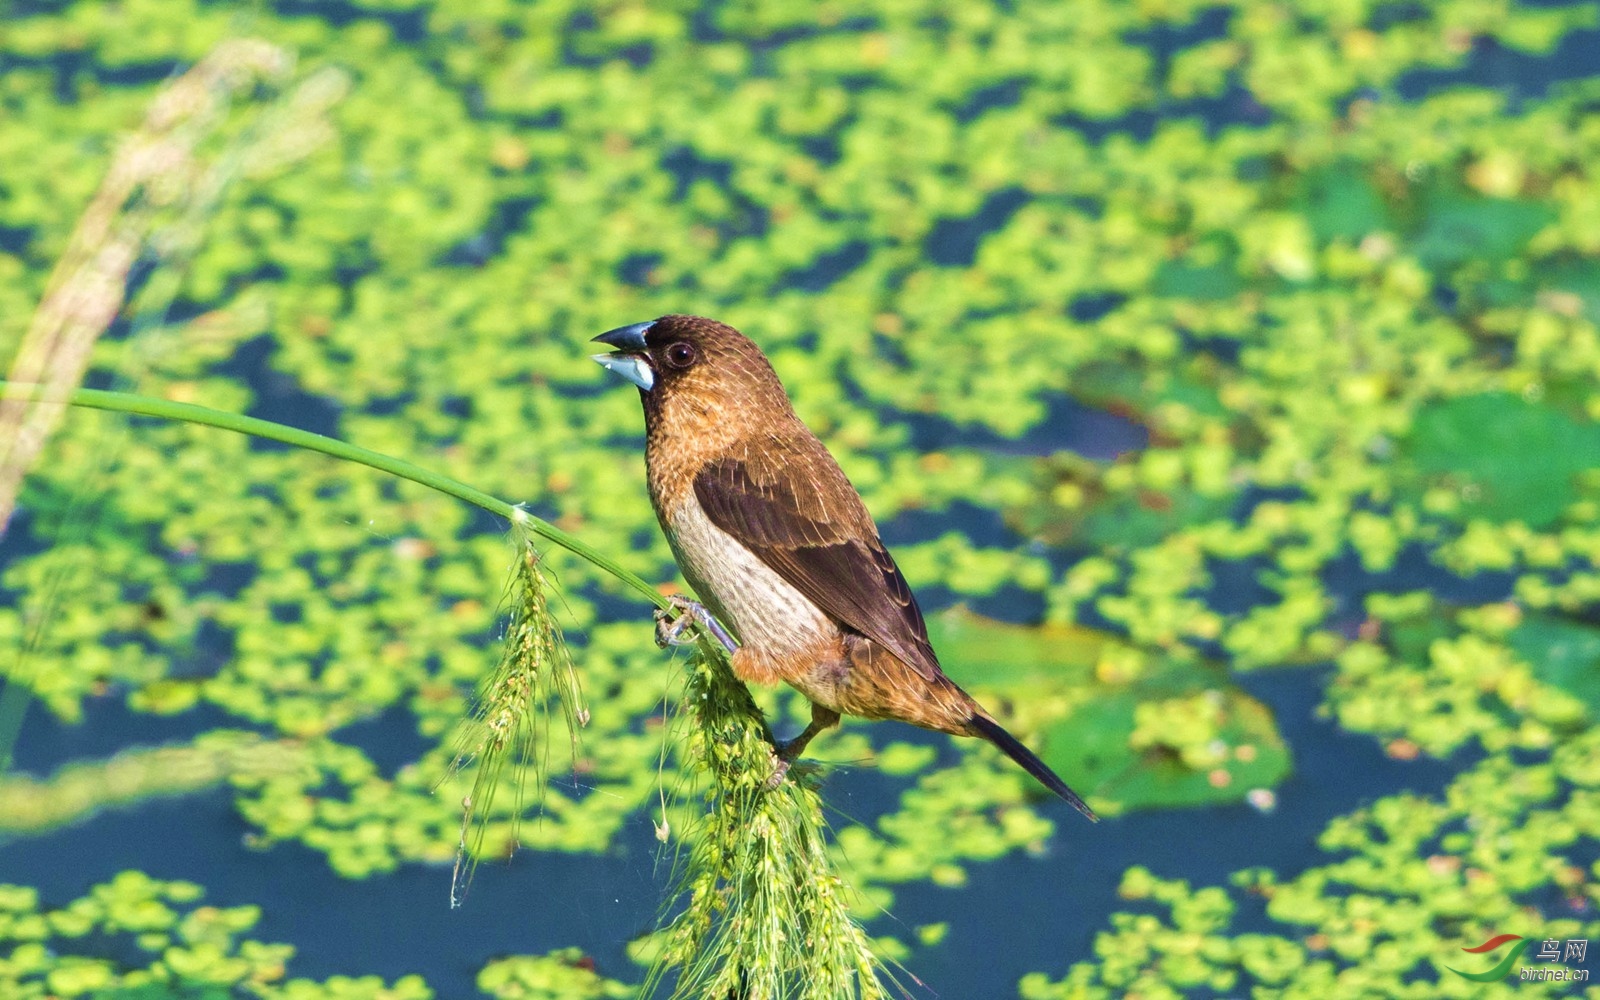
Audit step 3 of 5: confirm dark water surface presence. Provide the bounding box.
[0,388,1489,996]
[891,667,1471,995]
[2,10,1588,996]
[0,662,1470,997]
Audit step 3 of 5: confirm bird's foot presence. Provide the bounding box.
[653,595,737,652]
[764,739,830,790]
[762,704,839,789]
[652,601,691,648]
[763,720,830,789]
[770,733,810,762]
[764,750,792,790]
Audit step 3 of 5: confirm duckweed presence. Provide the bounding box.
[3,0,1599,995]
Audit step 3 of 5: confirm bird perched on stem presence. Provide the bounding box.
[593,315,1097,820]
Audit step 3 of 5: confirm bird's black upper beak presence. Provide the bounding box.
[590,321,656,391]
[591,321,652,351]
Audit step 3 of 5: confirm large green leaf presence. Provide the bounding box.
[1299,163,1393,243]
[1510,614,1600,716]
[931,610,1291,814]
[1412,189,1556,268]
[1403,393,1600,527]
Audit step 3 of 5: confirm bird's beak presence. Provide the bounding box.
[590,321,655,391]
[592,322,651,351]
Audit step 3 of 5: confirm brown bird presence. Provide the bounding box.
[593,315,1096,819]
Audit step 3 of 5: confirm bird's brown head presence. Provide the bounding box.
[591,315,792,433]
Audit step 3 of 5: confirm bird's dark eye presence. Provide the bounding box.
[665,341,697,369]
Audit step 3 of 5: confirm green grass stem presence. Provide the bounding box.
[4,380,892,997]
[0,382,669,610]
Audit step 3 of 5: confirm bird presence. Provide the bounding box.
[592,315,1097,820]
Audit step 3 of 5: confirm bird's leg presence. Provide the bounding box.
[653,594,737,653]
[767,704,841,788]
[775,704,840,760]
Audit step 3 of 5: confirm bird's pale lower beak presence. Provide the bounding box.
[591,321,657,390]
[591,351,655,391]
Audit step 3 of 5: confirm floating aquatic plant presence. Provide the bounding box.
[0,870,430,999]
[1,382,891,996]
[5,0,1600,996]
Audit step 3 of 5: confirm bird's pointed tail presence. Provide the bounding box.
[969,714,1099,821]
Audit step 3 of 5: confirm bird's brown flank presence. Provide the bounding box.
[592,314,1097,820]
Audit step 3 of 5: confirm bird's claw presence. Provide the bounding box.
[770,735,803,762]
[762,705,837,790]
[652,600,693,648]
[653,595,737,652]
[763,730,822,789]
[765,749,792,790]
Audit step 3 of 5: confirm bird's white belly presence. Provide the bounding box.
[664,497,832,658]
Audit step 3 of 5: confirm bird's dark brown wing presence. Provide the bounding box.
[693,440,941,680]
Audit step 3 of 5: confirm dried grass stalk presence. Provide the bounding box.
[0,39,348,534]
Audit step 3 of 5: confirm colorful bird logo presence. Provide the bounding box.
[1447,934,1530,982]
